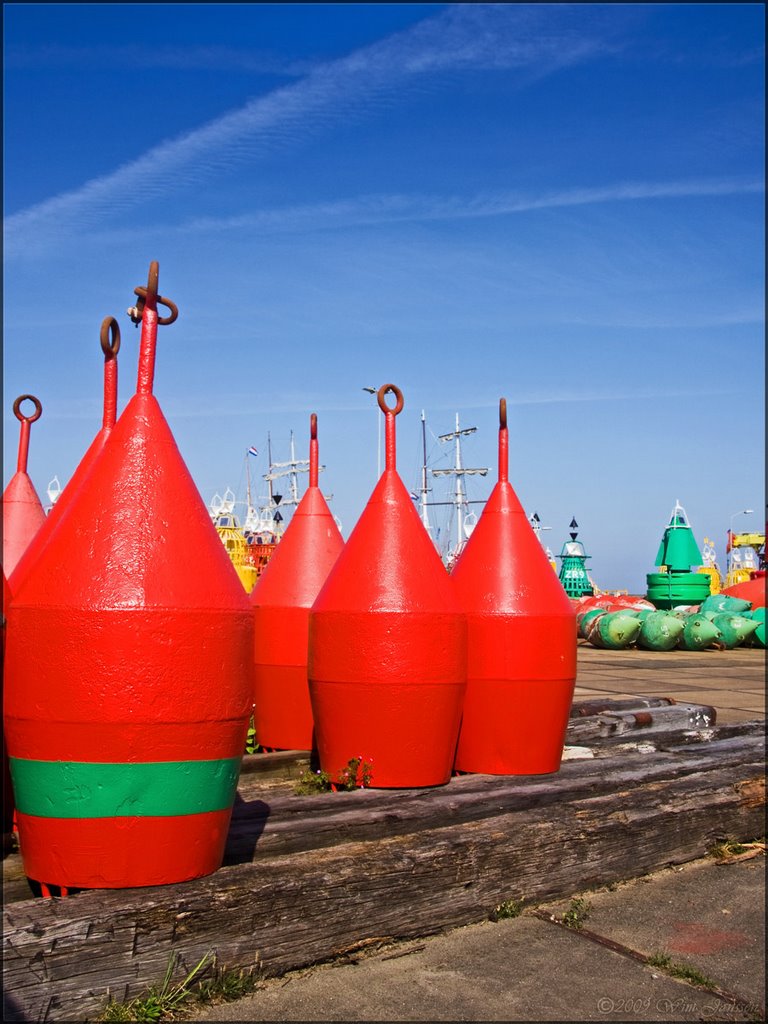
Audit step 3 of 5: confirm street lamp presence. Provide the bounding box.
[728,508,754,575]
[362,386,381,477]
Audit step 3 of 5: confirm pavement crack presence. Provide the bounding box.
[530,909,763,1019]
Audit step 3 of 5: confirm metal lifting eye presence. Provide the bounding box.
[13,394,43,423]
[377,384,404,416]
[128,287,179,326]
[100,317,121,357]
[127,260,179,326]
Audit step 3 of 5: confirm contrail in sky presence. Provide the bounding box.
[140,177,764,237]
[4,4,622,253]
[14,381,738,424]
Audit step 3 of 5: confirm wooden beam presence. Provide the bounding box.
[3,719,764,1023]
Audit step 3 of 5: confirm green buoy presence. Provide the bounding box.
[558,518,594,598]
[678,614,722,651]
[646,500,711,609]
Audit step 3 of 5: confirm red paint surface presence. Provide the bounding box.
[2,402,46,578]
[2,474,46,579]
[451,400,577,775]
[309,386,466,788]
[251,415,344,749]
[721,575,766,609]
[16,810,233,889]
[2,571,14,833]
[10,332,119,595]
[3,266,253,887]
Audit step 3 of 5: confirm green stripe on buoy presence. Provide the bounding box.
[9,756,241,818]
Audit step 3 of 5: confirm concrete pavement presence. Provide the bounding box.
[187,855,765,1022]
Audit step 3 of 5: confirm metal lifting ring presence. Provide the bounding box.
[499,397,507,429]
[131,286,179,326]
[127,261,178,326]
[100,316,121,357]
[310,413,318,439]
[13,394,43,423]
[377,383,404,415]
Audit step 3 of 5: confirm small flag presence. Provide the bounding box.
[247,446,259,457]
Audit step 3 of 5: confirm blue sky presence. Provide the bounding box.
[3,3,765,593]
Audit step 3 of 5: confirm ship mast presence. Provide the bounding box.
[266,433,275,508]
[418,410,432,535]
[431,413,488,559]
[244,454,255,529]
[264,430,311,509]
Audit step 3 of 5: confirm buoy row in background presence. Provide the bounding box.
[2,262,577,893]
[574,594,764,651]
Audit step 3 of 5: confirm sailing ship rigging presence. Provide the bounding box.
[411,411,489,568]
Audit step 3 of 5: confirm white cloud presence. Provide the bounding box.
[4,5,619,255]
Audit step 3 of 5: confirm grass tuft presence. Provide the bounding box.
[490,898,524,921]
[647,951,716,989]
[562,897,591,929]
[98,951,262,1022]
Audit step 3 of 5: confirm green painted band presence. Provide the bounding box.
[9,756,241,819]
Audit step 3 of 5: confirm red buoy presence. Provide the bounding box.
[251,413,344,750]
[9,317,121,595]
[2,396,46,578]
[451,398,577,775]
[4,262,253,889]
[309,385,466,788]
[2,570,14,837]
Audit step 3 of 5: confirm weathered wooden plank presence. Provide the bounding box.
[224,729,764,861]
[3,727,764,1023]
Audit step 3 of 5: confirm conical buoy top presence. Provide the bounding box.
[9,318,121,594]
[452,398,573,614]
[2,396,46,578]
[11,270,235,610]
[309,384,466,788]
[654,499,703,571]
[314,386,456,613]
[250,413,344,749]
[451,398,576,776]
